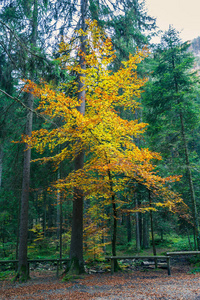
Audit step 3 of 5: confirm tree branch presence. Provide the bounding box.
[0,88,59,128]
[0,20,51,63]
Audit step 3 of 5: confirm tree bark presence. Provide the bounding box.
[126,212,132,243]
[68,0,87,274]
[17,0,38,281]
[17,93,33,281]
[57,167,60,240]
[43,192,47,237]
[60,194,63,262]
[149,190,157,258]
[108,170,120,272]
[135,196,141,252]
[143,213,150,249]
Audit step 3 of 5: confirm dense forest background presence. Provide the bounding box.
[1,0,200,280]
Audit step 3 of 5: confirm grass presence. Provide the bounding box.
[189,267,200,274]
[115,234,196,257]
[0,270,15,281]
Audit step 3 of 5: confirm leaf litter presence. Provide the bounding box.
[1,265,200,299]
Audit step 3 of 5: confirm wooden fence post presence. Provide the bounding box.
[56,259,59,278]
[154,257,158,269]
[111,258,114,275]
[167,257,171,275]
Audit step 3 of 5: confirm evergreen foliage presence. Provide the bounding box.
[143,26,200,248]
[1,0,200,280]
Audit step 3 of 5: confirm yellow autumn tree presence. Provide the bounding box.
[22,20,186,271]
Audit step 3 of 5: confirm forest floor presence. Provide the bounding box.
[1,262,200,299]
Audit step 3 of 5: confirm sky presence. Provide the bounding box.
[144,0,200,43]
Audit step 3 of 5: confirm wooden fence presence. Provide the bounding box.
[0,258,70,278]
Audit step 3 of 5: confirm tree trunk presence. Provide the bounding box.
[43,192,47,237]
[126,212,132,243]
[15,196,20,262]
[186,228,192,250]
[57,167,60,241]
[17,93,33,281]
[60,194,63,262]
[143,213,150,249]
[17,0,38,281]
[193,227,197,250]
[149,190,157,258]
[68,0,86,275]
[112,196,117,257]
[108,170,120,272]
[135,196,141,252]
[69,182,85,274]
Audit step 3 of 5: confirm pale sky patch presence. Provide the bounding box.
[144,0,200,43]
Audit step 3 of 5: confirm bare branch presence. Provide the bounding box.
[0,88,59,128]
[0,20,51,63]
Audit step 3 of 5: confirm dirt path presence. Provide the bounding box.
[1,266,200,299]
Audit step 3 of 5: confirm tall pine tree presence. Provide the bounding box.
[143,27,200,249]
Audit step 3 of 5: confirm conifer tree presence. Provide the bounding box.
[143,27,200,249]
[0,0,51,281]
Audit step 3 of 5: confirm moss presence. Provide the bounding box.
[63,257,85,280]
[114,260,121,272]
[14,264,30,283]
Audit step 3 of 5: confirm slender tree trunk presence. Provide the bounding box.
[2,222,7,257]
[15,195,21,261]
[57,167,60,240]
[126,212,132,243]
[48,194,54,236]
[186,228,192,250]
[60,195,63,262]
[139,213,143,247]
[135,196,141,252]
[43,192,47,237]
[111,197,117,257]
[17,0,38,281]
[17,93,33,281]
[108,170,120,272]
[69,0,87,274]
[107,170,116,256]
[193,227,197,250]
[143,213,150,249]
[149,191,156,257]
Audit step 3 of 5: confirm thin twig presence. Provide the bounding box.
[0,20,51,63]
[0,88,59,128]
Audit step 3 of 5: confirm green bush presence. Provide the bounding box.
[172,237,195,251]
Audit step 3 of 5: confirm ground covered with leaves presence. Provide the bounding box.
[1,265,200,299]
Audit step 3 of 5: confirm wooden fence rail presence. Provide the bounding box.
[0,259,70,278]
[105,256,171,275]
[166,251,200,256]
